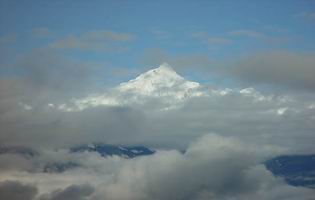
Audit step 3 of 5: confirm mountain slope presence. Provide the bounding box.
[63,63,205,111]
[49,63,298,113]
[71,143,155,158]
[265,155,315,188]
[118,63,200,98]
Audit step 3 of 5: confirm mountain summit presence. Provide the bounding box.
[118,63,200,96]
[59,63,205,111]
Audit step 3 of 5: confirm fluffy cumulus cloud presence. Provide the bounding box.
[94,134,264,200]
[0,134,314,200]
[0,180,38,200]
[2,83,315,153]
[39,184,94,200]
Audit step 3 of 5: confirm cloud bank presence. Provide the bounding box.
[0,134,314,200]
[227,51,315,91]
[1,52,315,199]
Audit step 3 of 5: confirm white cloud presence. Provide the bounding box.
[229,29,267,39]
[295,11,315,21]
[1,134,314,200]
[206,37,232,45]
[32,28,53,38]
[0,34,17,45]
[192,32,232,45]
[50,30,136,51]
[150,28,171,40]
[228,29,289,44]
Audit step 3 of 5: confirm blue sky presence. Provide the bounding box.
[0,0,315,86]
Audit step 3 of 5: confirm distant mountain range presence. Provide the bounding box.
[265,155,315,188]
[70,143,155,158]
[0,145,38,157]
[1,144,314,188]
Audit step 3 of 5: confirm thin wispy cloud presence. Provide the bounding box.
[228,29,290,44]
[192,32,232,45]
[31,28,53,38]
[229,30,267,39]
[0,34,17,45]
[50,30,136,51]
[206,37,232,45]
[295,11,315,21]
[150,28,171,40]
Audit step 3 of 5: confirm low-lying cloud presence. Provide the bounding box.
[0,180,38,200]
[39,184,94,200]
[0,134,314,200]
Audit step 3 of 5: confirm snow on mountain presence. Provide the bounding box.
[60,63,206,111]
[50,63,290,112]
[118,63,200,97]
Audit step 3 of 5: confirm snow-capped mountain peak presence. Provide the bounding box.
[149,62,177,75]
[57,63,205,111]
[118,63,200,96]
